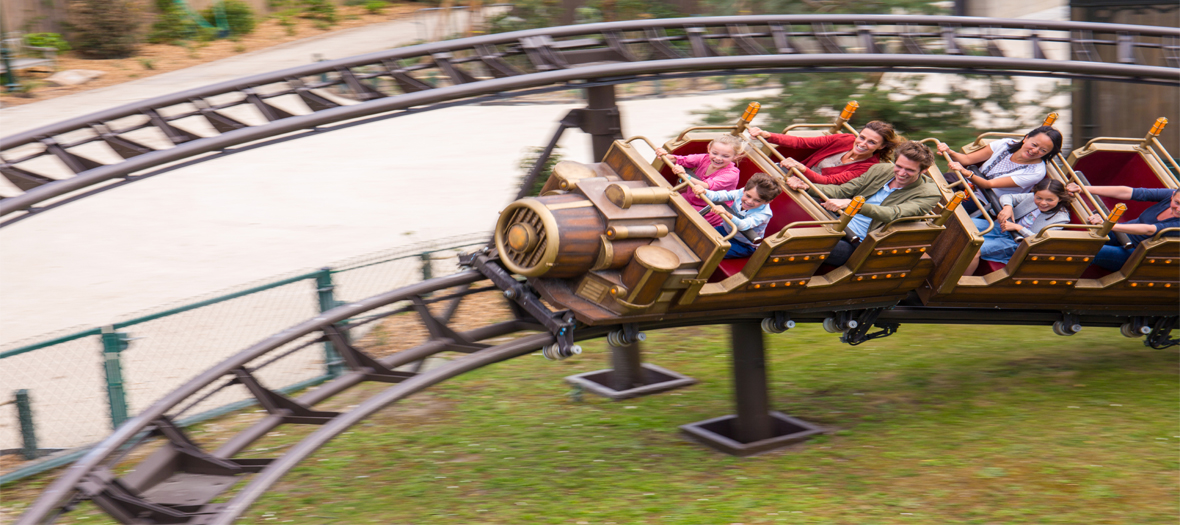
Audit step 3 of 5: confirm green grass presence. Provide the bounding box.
[4,324,1177,524]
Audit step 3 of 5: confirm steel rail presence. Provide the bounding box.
[213,331,561,523]
[16,269,485,524]
[2,16,1177,223]
[5,54,1169,221]
[5,14,1177,148]
[17,265,1179,523]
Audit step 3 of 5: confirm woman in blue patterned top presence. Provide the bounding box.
[936,126,1064,199]
[1067,183,1180,271]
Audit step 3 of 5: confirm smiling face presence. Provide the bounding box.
[852,128,885,157]
[1018,133,1054,162]
[1033,189,1061,212]
[891,154,922,187]
[707,142,737,169]
[1170,191,1180,217]
[739,188,767,210]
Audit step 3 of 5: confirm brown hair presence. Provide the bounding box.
[863,120,902,161]
[895,141,934,171]
[744,173,782,203]
[1032,178,1072,215]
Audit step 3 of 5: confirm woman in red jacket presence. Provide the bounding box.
[747,121,901,185]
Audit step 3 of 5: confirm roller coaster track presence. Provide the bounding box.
[15,250,1164,524]
[2,15,1178,226]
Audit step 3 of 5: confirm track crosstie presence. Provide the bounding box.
[2,15,1178,225]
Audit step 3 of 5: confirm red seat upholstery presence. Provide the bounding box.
[1071,151,1165,222]
[662,141,826,281]
[713,257,750,280]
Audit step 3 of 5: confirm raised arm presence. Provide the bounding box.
[1111,222,1163,236]
[1068,184,1135,201]
[937,141,994,166]
[962,170,1024,189]
[750,127,842,150]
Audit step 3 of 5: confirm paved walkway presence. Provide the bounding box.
[0,12,778,345]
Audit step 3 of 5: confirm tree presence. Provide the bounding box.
[68,0,139,58]
[698,72,1067,157]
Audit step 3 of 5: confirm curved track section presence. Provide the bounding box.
[18,269,567,524]
[2,15,1178,224]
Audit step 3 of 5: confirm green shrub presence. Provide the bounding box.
[200,0,257,36]
[148,0,199,44]
[364,0,386,14]
[24,33,71,52]
[299,0,337,23]
[67,0,139,58]
[517,146,563,197]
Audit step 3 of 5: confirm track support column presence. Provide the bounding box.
[609,340,645,392]
[680,322,824,456]
[731,321,772,443]
[584,85,622,162]
[564,325,695,400]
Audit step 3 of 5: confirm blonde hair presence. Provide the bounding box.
[709,134,750,164]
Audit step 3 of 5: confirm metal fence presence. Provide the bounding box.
[0,232,489,483]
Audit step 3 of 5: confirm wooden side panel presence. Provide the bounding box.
[926,210,979,291]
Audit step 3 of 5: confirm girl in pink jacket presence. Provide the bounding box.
[656,134,749,227]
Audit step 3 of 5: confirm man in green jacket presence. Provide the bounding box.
[785,140,942,266]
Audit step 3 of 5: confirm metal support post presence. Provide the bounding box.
[100,326,131,430]
[420,252,433,281]
[0,11,17,92]
[609,341,645,392]
[731,321,772,444]
[314,268,346,377]
[585,85,622,162]
[15,389,38,460]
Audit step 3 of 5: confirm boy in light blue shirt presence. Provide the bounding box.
[690,173,782,258]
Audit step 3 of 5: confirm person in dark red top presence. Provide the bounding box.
[747,121,901,185]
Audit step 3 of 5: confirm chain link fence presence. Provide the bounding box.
[0,233,489,483]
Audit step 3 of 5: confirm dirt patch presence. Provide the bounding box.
[0,3,419,108]
[356,283,515,359]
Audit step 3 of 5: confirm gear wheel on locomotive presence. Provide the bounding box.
[491,103,1179,327]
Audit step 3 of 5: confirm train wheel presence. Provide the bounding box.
[1120,322,1139,338]
[1052,321,1078,336]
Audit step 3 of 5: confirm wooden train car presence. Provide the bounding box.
[489,105,1178,339]
[494,104,954,327]
[918,118,1179,332]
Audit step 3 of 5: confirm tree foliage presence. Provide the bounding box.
[517,146,564,197]
[699,72,1066,155]
[67,0,139,58]
[700,0,943,15]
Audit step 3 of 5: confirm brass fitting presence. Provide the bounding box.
[1098,203,1127,237]
[934,192,965,226]
[734,101,761,135]
[604,183,673,208]
[1145,117,1168,145]
[1042,112,1058,127]
[835,196,866,232]
[606,224,669,240]
[831,101,859,133]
